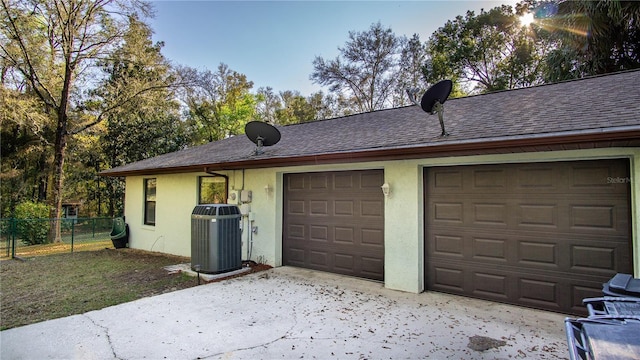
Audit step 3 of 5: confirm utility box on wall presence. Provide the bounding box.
[191,204,242,274]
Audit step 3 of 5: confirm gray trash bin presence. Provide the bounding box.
[191,204,241,274]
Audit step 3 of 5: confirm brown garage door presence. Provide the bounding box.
[283,170,385,280]
[425,160,632,314]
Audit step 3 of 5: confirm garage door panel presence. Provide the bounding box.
[517,241,557,266]
[334,227,354,244]
[431,266,465,292]
[569,163,626,189]
[361,172,385,188]
[309,225,328,242]
[473,237,509,262]
[432,202,464,223]
[518,278,558,305]
[361,200,383,217]
[473,203,509,225]
[286,248,306,265]
[310,174,329,189]
[472,169,507,190]
[517,203,558,227]
[429,259,595,312]
[284,170,385,281]
[287,224,305,239]
[432,234,465,257]
[425,160,631,314]
[429,197,628,235]
[309,250,329,268]
[568,200,629,234]
[516,167,557,189]
[472,272,509,299]
[333,173,354,189]
[287,200,305,215]
[431,226,629,275]
[361,256,384,279]
[569,243,622,273]
[334,253,354,268]
[433,170,463,190]
[334,200,354,215]
[288,176,306,190]
[309,200,328,215]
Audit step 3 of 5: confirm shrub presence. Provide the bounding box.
[14,202,50,245]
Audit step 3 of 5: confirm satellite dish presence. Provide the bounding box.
[420,80,453,137]
[245,121,281,155]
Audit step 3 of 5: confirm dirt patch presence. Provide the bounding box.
[467,335,508,351]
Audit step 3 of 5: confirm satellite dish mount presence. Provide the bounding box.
[245,121,281,155]
[419,80,453,137]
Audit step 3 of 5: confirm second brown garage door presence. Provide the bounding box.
[283,170,385,280]
[425,160,632,314]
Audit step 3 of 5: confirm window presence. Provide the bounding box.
[199,176,227,204]
[144,178,156,225]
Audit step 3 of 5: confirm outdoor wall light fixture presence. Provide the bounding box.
[381,183,390,198]
[264,184,273,195]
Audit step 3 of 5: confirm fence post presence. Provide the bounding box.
[11,218,16,259]
[70,219,75,253]
[4,219,9,258]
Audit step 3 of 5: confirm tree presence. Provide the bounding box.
[182,63,258,145]
[0,84,52,216]
[255,86,280,125]
[275,90,317,125]
[307,90,342,121]
[311,22,401,113]
[1,11,55,216]
[92,16,187,216]
[393,34,430,106]
[1,0,178,241]
[541,0,640,82]
[424,3,548,94]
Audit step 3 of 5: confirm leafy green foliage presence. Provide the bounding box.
[541,0,640,82]
[424,4,547,94]
[1,0,153,240]
[275,90,317,125]
[182,64,259,145]
[14,201,50,245]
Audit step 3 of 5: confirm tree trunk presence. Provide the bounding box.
[37,152,48,202]
[48,113,67,243]
[48,56,74,243]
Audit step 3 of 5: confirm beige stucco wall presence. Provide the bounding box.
[124,147,640,293]
[125,173,202,257]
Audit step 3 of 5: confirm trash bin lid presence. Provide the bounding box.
[605,274,640,297]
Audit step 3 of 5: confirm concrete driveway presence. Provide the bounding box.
[1,267,569,359]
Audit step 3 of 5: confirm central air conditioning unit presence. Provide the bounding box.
[191,204,241,274]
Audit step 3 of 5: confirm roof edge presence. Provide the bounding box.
[100,128,640,177]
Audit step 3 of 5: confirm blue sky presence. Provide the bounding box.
[149,1,515,96]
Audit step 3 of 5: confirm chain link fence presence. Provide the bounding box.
[1,218,116,259]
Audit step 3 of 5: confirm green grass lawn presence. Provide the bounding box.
[1,249,196,330]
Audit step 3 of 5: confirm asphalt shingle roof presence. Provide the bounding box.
[102,70,640,176]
